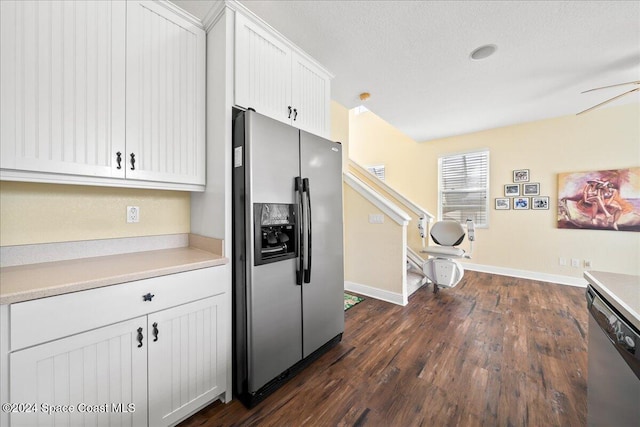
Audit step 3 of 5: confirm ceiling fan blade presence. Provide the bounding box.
[577,87,639,115]
[581,80,640,94]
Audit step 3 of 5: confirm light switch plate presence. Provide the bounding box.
[368,214,384,224]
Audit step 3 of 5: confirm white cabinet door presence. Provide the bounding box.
[235,12,292,125]
[10,316,147,427]
[126,1,206,186]
[291,51,332,138]
[147,295,226,427]
[0,0,126,178]
[234,12,332,137]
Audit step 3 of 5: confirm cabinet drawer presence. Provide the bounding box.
[11,267,225,351]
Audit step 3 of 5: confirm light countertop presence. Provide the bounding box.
[0,236,228,305]
[584,271,640,331]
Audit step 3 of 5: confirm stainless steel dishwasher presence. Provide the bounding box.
[586,285,640,426]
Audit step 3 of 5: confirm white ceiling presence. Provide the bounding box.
[173,0,640,142]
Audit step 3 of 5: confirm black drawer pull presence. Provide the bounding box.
[143,293,154,302]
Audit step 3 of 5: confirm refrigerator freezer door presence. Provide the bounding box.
[299,131,345,358]
[244,111,303,392]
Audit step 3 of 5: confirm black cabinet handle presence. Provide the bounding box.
[130,153,136,170]
[137,327,143,348]
[293,108,298,121]
[288,106,292,118]
[143,293,154,302]
[116,152,122,169]
[152,322,159,342]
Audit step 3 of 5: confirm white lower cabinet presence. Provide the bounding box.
[148,296,226,427]
[10,316,148,427]
[5,268,228,427]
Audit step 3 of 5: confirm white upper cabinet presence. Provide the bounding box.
[0,0,205,190]
[234,12,332,138]
[234,13,292,126]
[291,51,331,138]
[0,0,126,178]
[126,1,206,186]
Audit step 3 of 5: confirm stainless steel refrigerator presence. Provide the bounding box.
[232,109,344,407]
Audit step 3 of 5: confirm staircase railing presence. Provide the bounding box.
[343,160,436,305]
[348,159,434,247]
[343,173,411,226]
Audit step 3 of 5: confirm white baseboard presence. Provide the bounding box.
[344,281,407,306]
[346,266,586,308]
[461,262,588,287]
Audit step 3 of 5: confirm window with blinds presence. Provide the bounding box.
[367,164,385,181]
[438,150,489,227]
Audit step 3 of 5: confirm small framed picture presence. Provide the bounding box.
[513,169,530,183]
[495,198,510,210]
[532,196,549,210]
[504,184,520,197]
[522,183,540,196]
[514,197,530,210]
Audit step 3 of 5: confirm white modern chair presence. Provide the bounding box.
[421,219,475,293]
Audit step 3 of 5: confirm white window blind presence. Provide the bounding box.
[438,150,489,227]
[367,164,385,181]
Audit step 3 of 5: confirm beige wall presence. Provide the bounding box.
[343,184,405,294]
[349,103,640,278]
[0,182,190,246]
[331,101,350,173]
[349,165,426,252]
[349,109,423,203]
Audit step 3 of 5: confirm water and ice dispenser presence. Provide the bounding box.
[253,203,298,265]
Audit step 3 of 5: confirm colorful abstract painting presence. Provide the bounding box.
[558,167,640,232]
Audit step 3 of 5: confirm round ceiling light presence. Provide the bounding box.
[470,44,497,60]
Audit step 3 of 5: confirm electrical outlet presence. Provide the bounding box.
[559,257,567,266]
[127,206,140,223]
[584,260,592,268]
[571,258,580,268]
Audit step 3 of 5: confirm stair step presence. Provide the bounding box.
[407,270,424,285]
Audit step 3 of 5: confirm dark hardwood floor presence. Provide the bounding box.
[179,271,588,427]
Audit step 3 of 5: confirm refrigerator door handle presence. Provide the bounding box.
[295,177,304,286]
[303,178,312,283]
